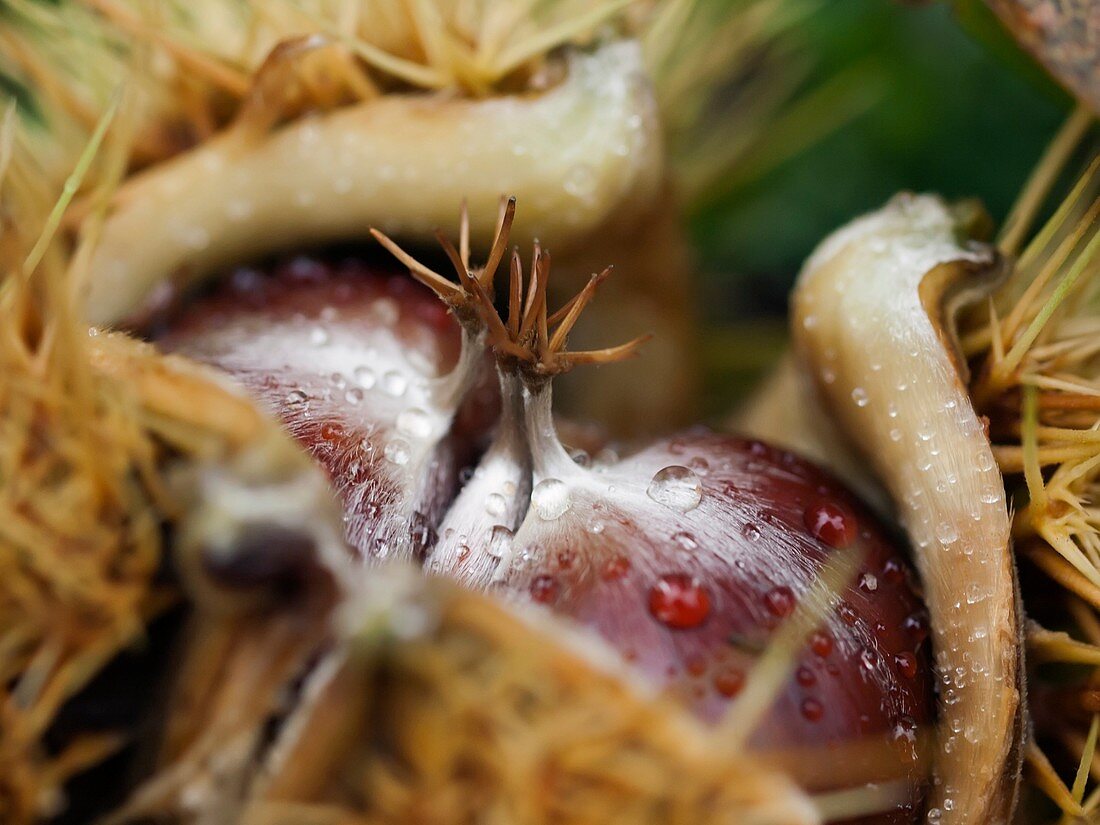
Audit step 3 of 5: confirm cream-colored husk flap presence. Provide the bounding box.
[788,195,1021,823]
[86,41,662,326]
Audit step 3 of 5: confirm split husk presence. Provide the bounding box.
[741,120,1100,821]
[0,2,867,819]
[0,0,844,436]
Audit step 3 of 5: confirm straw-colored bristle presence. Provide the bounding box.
[244,571,822,825]
[1,0,827,221]
[0,75,332,820]
[0,0,845,817]
[963,120,1100,806]
[0,94,166,819]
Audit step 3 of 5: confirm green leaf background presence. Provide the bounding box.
[695,0,1073,412]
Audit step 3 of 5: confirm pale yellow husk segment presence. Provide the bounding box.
[788,195,1020,823]
[84,42,662,326]
[3,0,831,434]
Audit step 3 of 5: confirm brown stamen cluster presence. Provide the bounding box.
[372,197,651,378]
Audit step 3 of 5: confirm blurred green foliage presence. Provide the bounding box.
[693,0,1071,321]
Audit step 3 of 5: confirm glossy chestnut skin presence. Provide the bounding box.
[464,431,934,823]
[153,259,933,823]
[156,254,497,563]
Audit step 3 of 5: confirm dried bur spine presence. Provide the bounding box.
[960,152,1100,819]
[244,569,822,825]
[0,99,352,821]
[1,307,353,824]
[750,194,1023,822]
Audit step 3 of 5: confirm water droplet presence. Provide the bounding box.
[851,387,869,407]
[796,666,816,687]
[309,326,329,346]
[396,407,432,439]
[182,225,210,250]
[227,198,255,221]
[488,525,513,559]
[809,631,833,658]
[741,522,761,541]
[764,586,796,618]
[345,388,364,405]
[563,163,596,200]
[800,697,825,722]
[485,493,507,517]
[714,667,745,698]
[410,352,438,378]
[601,555,630,581]
[382,370,408,397]
[685,655,707,677]
[859,572,879,592]
[530,575,559,604]
[285,389,308,407]
[354,365,376,389]
[370,297,399,326]
[330,372,347,389]
[893,716,919,762]
[895,652,918,679]
[525,478,568,521]
[384,438,411,466]
[319,422,344,442]
[647,466,703,512]
[903,612,929,643]
[648,574,711,630]
[936,521,959,545]
[672,531,697,550]
[804,501,857,548]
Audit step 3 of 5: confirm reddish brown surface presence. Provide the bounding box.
[156,255,495,561]
[488,435,934,822]
[153,263,931,822]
